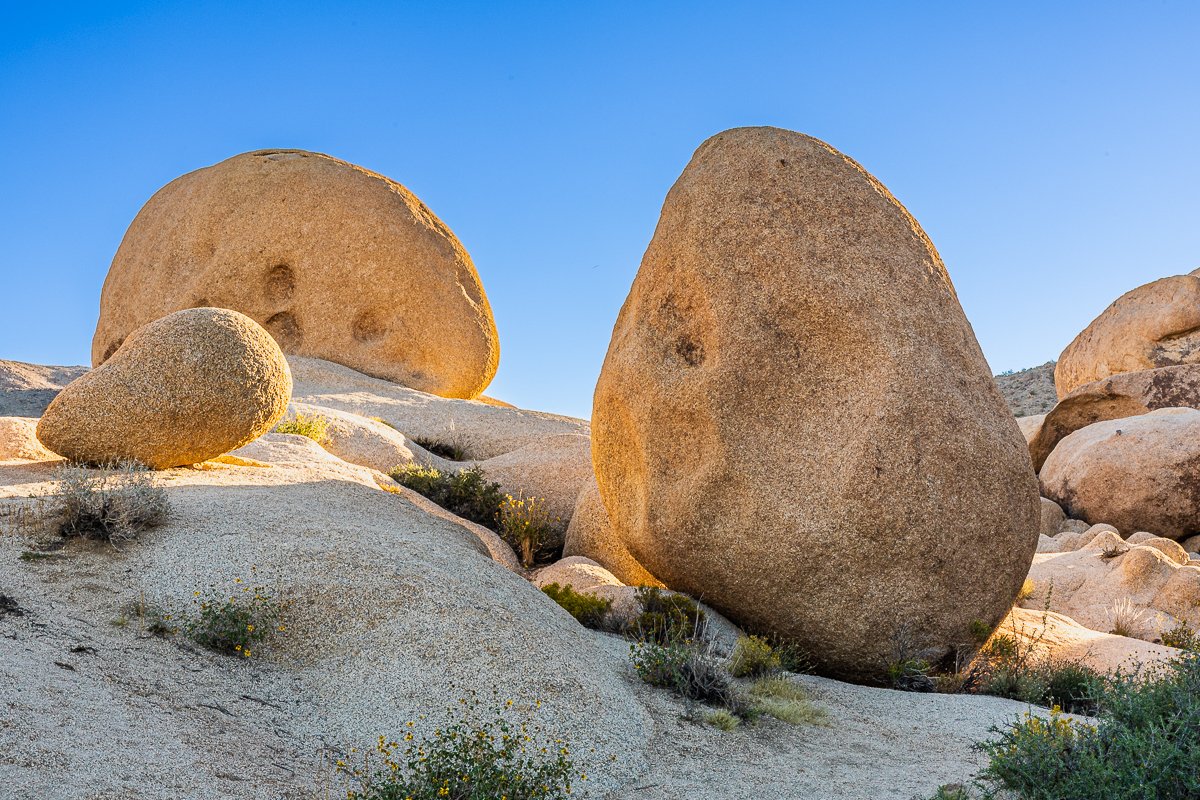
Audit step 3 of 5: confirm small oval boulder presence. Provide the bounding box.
[38,308,292,468]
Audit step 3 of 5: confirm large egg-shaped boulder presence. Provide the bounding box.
[39,308,291,468]
[93,150,499,399]
[1055,273,1200,399]
[591,127,1040,683]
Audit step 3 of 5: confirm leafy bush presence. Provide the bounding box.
[1162,621,1199,651]
[729,635,782,678]
[630,587,707,644]
[21,462,169,544]
[541,583,612,630]
[958,655,1200,800]
[969,626,1101,714]
[274,413,330,444]
[389,465,506,531]
[500,494,562,568]
[631,637,743,711]
[340,690,582,800]
[184,570,287,658]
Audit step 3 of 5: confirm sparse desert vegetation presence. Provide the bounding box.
[340,691,582,800]
[274,412,330,444]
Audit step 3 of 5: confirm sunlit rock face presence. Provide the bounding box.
[1055,272,1200,400]
[93,149,499,399]
[592,126,1039,683]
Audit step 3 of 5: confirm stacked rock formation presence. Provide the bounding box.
[93,149,499,399]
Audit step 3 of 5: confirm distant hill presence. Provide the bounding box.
[995,361,1057,417]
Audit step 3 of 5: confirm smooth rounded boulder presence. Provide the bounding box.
[93,150,499,399]
[592,126,1040,683]
[1040,407,1200,541]
[1055,273,1200,398]
[39,308,292,468]
[1029,364,1200,471]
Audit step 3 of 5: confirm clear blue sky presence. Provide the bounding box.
[2,2,1197,418]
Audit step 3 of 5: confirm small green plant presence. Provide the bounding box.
[969,618,1101,714]
[704,708,741,731]
[22,462,170,545]
[925,784,972,800]
[729,635,782,678]
[183,569,287,658]
[19,550,59,562]
[630,637,746,715]
[630,587,707,644]
[887,657,935,692]
[340,690,582,800]
[389,465,506,531]
[541,583,612,630]
[1161,621,1199,651]
[274,413,330,444]
[499,493,562,568]
[747,675,828,725]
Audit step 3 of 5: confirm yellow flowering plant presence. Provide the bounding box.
[339,689,582,800]
[183,567,288,658]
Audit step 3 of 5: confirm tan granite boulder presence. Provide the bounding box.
[1040,408,1200,540]
[38,308,291,468]
[591,126,1040,683]
[1029,364,1200,471]
[563,474,663,588]
[1055,273,1200,398]
[93,150,499,399]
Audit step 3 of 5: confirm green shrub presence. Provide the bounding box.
[500,494,562,568]
[1161,621,1199,651]
[729,635,782,678]
[275,413,330,444]
[184,570,287,658]
[630,637,744,713]
[630,587,707,644]
[967,654,1200,800]
[25,462,170,544]
[340,690,581,800]
[389,465,506,531]
[541,583,612,630]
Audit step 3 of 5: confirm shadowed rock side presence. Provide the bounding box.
[591,126,1040,683]
[1028,364,1200,472]
[1055,272,1200,399]
[92,149,499,399]
[38,308,292,469]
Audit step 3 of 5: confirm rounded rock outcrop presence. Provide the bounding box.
[39,308,292,468]
[1029,364,1200,471]
[591,126,1040,683]
[1055,273,1200,399]
[93,149,499,399]
[1040,407,1200,541]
